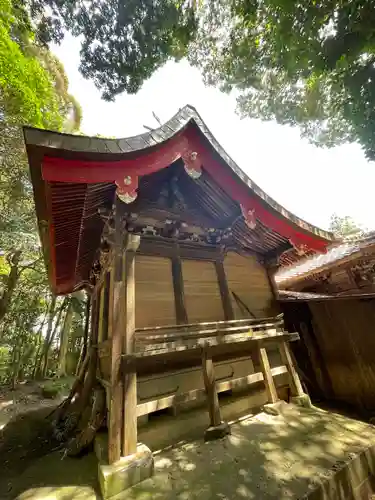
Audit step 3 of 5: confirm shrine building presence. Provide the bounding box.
[24,105,334,498]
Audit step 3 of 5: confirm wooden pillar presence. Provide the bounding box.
[108,205,140,464]
[201,345,221,427]
[279,341,304,397]
[97,285,105,343]
[265,258,281,315]
[215,259,234,321]
[171,253,188,324]
[122,233,140,457]
[107,268,114,338]
[258,345,278,404]
[108,247,123,464]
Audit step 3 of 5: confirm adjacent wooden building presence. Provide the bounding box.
[277,234,375,416]
[24,106,333,491]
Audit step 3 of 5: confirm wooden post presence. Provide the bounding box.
[171,253,188,324]
[108,249,124,464]
[107,268,114,338]
[122,233,140,457]
[215,259,234,321]
[97,286,105,343]
[201,345,221,427]
[279,341,304,397]
[258,346,278,403]
[265,258,281,315]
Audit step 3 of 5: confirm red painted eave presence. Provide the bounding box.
[24,105,334,295]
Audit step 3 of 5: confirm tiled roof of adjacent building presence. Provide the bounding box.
[276,232,375,286]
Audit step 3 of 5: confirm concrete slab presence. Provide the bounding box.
[98,444,153,499]
[6,403,375,500]
[115,405,375,500]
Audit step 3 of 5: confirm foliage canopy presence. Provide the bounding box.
[0,0,83,384]
[26,0,375,160]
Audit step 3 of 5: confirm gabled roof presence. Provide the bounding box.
[24,105,334,295]
[276,232,375,287]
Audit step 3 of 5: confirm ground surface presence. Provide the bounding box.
[2,401,375,499]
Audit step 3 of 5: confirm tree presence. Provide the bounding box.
[189,1,375,160]
[27,0,197,100]
[0,0,82,384]
[329,213,366,239]
[26,0,375,160]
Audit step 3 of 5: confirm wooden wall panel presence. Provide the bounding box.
[182,259,224,323]
[135,255,176,328]
[224,252,274,318]
[309,299,375,412]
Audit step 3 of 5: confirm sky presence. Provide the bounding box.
[52,34,375,232]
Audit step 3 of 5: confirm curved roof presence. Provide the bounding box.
[24,105,334,294]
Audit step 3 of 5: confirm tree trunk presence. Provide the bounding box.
[57,299,73,377]
[40,298,67,378]
[0,250,22,329]
[35,296,56,378]
[76,296,91,375]
[32,314,48,379]
[11,337,22,389]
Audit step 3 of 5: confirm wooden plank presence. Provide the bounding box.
[135,314,284,333]
[122,233,140,457]
[215,260,234,321]
[278,341,304,397]
[171,255,188,324]
[136,321,284,344]
[135,330,299,357]
[224,252,274,318]
[258,347,278,403]
[201,345,221,426]
[136,365,288,417]
[182,259,224,323]
[135,255,176,328]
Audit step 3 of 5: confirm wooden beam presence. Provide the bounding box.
[136,330,299,358]
[215,260,234,321]
[201,345,221,427]
[279,341,304,397]
[171,254,188,324]
[137,365,288,417]
[258,347,278,403]
[122,233,140,457]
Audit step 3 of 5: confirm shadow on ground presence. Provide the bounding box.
[1,403,375,499]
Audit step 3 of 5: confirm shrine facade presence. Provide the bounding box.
[24,105,333,498]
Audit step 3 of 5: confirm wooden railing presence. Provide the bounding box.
[97,313,304,463]
[135,314,287,355]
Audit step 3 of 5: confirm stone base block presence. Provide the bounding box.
[98,443,154,499]
[291,393,312,408]
[204,421,231,441]
[263,400,289,416]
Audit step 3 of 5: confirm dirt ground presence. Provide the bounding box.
[2,397,375,500]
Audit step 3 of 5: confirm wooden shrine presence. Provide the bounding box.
[24,105,334,496]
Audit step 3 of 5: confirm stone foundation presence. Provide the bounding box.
[204,421,231,441]
[97,443,154,499]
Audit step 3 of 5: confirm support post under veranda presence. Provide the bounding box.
[50,216,112,452]
[108,223,140,463]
